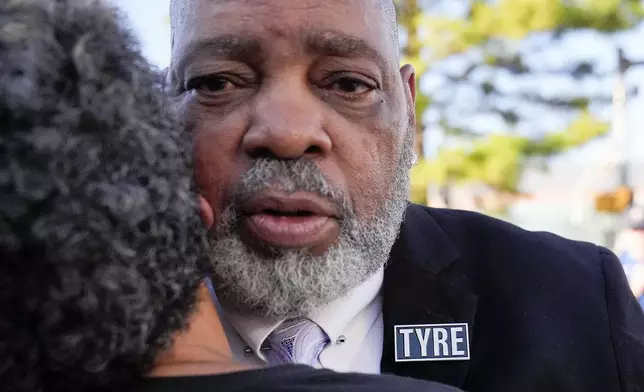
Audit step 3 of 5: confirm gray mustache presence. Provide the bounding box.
[231,158,351,216]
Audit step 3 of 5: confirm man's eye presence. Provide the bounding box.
[330,78,374,94]
[186,76,235,94]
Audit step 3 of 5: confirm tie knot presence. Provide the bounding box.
[264,318,329,366]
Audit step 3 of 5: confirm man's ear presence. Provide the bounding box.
[400,64,416,108]
[400,64,417,143]
[198,195,214,230]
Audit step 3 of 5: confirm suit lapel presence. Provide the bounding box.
[381,204,478,389]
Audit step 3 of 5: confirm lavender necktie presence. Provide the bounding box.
[263,318,330,366]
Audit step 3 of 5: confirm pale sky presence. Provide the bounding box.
[111,0,171,68]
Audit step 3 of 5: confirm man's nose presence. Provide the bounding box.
[242,81,331,160]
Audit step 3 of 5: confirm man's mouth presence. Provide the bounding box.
[261,209,316,217]
[237,191,341,251]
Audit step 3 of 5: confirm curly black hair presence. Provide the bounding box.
[0,0,210,391]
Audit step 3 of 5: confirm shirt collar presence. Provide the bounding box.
[220,267,384,357]
[310,267,383,343]
[224,308,283,360]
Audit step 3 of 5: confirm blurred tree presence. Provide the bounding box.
[398,0,644,205]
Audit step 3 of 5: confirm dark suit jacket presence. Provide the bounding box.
[381,203,644,392]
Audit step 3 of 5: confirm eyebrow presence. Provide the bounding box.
[174,34,265,72]
[306,30,390,72]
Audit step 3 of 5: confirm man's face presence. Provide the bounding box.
[170,0,416,318]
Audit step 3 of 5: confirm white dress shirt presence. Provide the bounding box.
[209,268,384,374]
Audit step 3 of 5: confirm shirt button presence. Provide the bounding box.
[244,347,254,356]
[336,335,347,344]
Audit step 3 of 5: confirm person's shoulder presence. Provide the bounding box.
[406,204,622,322]
[407,203,610,271]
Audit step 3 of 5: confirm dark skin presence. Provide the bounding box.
[151,281,245,377]
[169,0,416,254]
[151,201,240,377]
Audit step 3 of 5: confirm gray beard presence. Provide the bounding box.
[208,131,415,318]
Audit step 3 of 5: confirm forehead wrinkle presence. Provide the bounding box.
[170,0,399,47]
[170,0,401,88]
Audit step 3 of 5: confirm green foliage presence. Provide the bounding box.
[415,0,644,60]
[398,0,643,204]
[415,111,609,194]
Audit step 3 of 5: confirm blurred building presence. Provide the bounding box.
[431,162,644,248]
